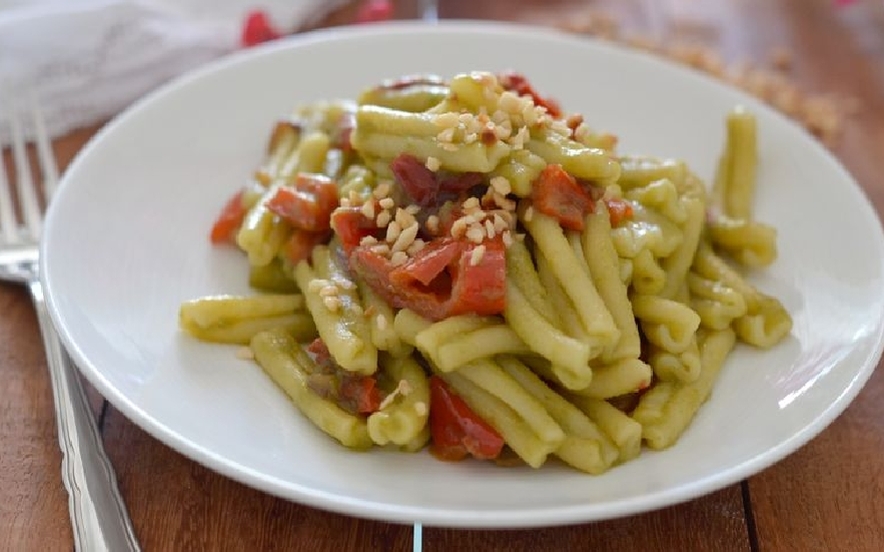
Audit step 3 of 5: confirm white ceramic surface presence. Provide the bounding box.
[41,22,884,527]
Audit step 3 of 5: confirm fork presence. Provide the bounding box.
[0,98,141,552]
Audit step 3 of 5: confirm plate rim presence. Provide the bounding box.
[40,20,884,527]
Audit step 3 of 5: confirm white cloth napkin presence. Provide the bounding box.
[0,0,349,141]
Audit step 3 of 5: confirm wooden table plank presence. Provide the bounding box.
[100,408,413,552]
[425,486,749,552]
[1,123,110,550]
[729,1,884,550]
[0,286,72,550]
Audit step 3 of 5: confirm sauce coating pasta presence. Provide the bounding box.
[180,71,791,473]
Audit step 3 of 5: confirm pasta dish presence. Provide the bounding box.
[178,71,791,474]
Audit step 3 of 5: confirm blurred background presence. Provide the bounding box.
[2,0,882,146]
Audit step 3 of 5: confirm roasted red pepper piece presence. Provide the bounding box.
[429,376,504,461]
[266,174,338,232]
[531,164,594,231]
[339,374,382,414]
[349,236,506,321]
[210,190,247,244]
[498,71,562,118]
[330,205,380,253]
[604,197,634,227]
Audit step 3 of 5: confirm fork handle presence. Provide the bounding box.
[30,280,141,552]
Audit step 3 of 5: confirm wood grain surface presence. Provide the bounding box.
[2,1,883,550]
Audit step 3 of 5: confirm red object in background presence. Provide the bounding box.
[241,10,282,47]
[356,0,394,23]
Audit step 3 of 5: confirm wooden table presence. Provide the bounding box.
[3,0,884,550]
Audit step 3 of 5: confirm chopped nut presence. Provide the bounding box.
[319,285,338,297]
[490,176,512,196]
[322,296,341,312]
[407,239,427,256]
[425,156,441,172]
[390,251,408,266]
[485,219,496,239]
[462,196,480,211]
[413,401,428,416]
[466,224,486,244]
[361,200,376,219]
[502,230,514,247]
[437,127,456,143]
[392,223,420,253]
[376,314,388,331]
[426,215,441,235]
[436,112,459,128]
[385,221,402,243]
[450,217,468,238]
[523,205,535,222]
[376,210,392,228]
[395,208,416,229]
[493,213,509,232]
[470,244,487,266]
[373,182,392,199]
[511,126,530,149]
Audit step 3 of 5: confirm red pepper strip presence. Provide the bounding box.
[209,190,247,244]
[604,198,634,227]
[390,153,438,207]
[446,239,506,317]
[391,154,483,208]
[306,338,332,369]
[349,236,506,321]
[339,374,382,414]
[531,164,594,231]
[330,205,381,253]
[498,71,562,118]
[391,237,462,287]
[266,174,339,232]
[429,376,504,461]
[282,230,328,266]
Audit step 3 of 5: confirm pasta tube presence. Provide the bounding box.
[498,356,618,474]
[443,372,558,468]
[250,328,373,449]
[640,329,737,449]
[714,107,757,220]
[367,355,430,447]
[295,254,376,375]
[179,294,315,345]
[581,205,642,362]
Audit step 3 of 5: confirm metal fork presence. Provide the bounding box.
[0,98,141,552]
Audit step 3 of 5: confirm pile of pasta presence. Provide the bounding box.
[179,71,792,474]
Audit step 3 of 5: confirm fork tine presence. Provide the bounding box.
[9,98,42,239]
[32,99,59,200]
[0,110,18,243]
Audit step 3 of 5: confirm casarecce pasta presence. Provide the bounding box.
[180,71,792,473]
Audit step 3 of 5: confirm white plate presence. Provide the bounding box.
[42,22,884,527]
